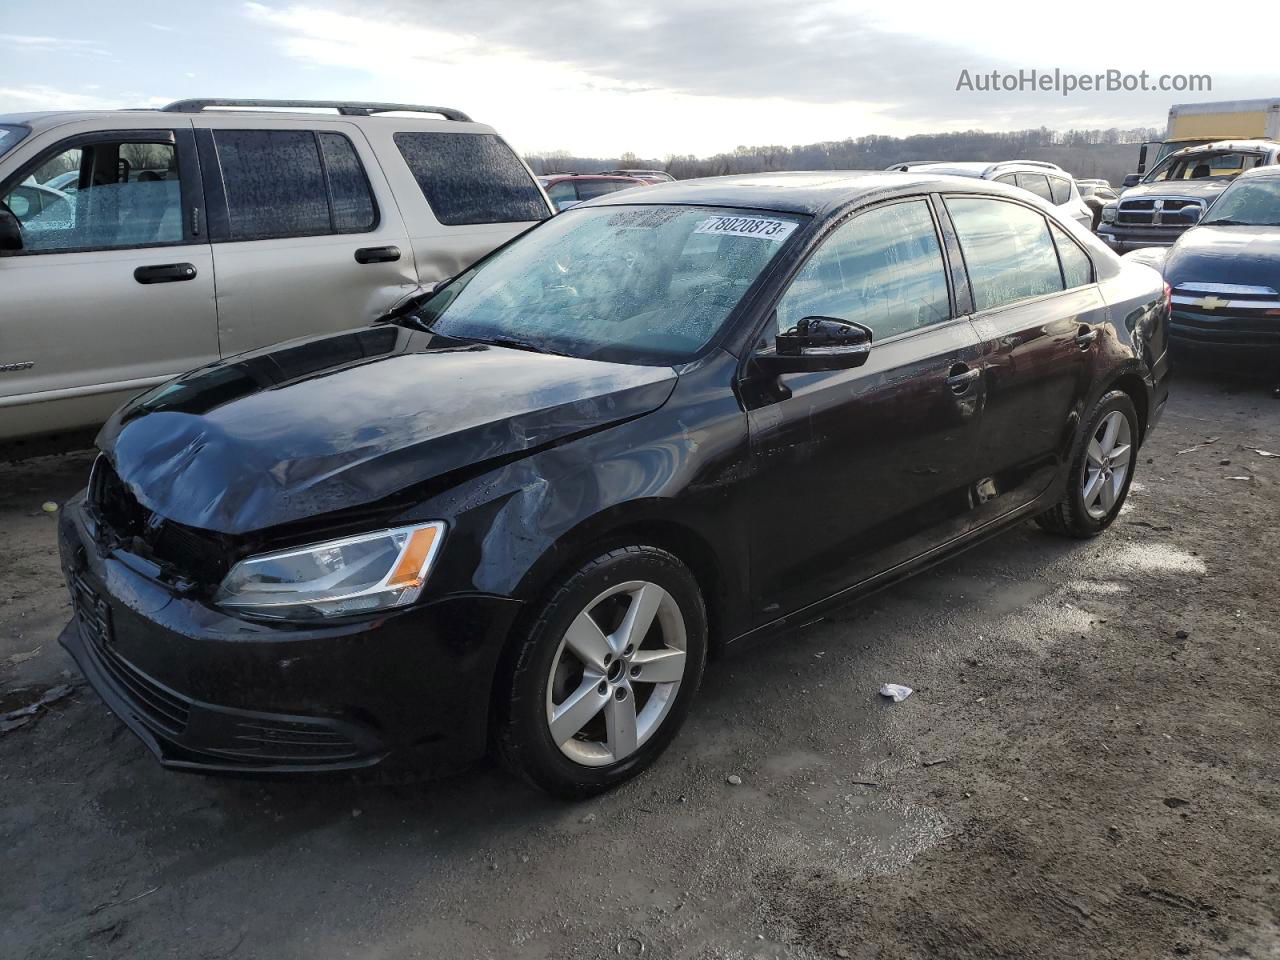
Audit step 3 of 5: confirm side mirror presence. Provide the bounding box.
[756,316,873,374]
[1181,206,1203,225]
[1122,174,1141,189]
[0,207,22,253]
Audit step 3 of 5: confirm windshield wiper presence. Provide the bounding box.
[1203,218,1246,226]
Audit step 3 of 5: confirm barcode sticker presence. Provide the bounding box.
[693,216,798,242]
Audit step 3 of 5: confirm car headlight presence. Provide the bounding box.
[214,522,445,620]
[1101,203,1118,224]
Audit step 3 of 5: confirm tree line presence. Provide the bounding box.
[527,125,1162,186]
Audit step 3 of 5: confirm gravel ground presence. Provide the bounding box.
[2,371,1278,960]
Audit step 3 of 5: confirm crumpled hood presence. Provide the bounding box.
[1120,180,1232,204]
[98,325,677,535]
[1166,225,1280,289]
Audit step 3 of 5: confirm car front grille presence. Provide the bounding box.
[73,574,192,738]
[219,719,362,762]
[1171,283,1280,345]
[90,456,231,584]
[1116,197,1204,227]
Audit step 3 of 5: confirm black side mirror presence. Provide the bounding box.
[1180,206,1203,225]
[1122,174,1141,189]
[756,316,873,374]
[0,207,22,253]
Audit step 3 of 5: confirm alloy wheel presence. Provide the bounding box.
[545,580,688,767]
[1081,410,1133,520]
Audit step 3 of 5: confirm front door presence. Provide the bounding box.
[942,197,1104,522]
[192,122,419,357]
[743,197,986,619]
[0,126,216,443]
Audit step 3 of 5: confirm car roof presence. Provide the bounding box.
[587,169,1043,216]
[926,161,1070,178]
[0,102,493,132]
[1168,139,1279,157]
[1237,164,1280,179]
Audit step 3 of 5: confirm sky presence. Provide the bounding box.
[1,0,1276,158]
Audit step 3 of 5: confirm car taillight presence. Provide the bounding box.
[1163,282,1172,313]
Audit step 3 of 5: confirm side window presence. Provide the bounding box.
[394,132,549,226]
[213,130,330,240]
[1051,222,1093,289]
[1014,173,1054,202]
[318,133,376,232]
[775,199,951,342]
[1048,176,1073,205]
[946,198,1064,311]
[994,174,1018,186]
[1,140,182,253]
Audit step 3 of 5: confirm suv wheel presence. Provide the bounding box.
[496,546,707,799]
[1036,389,1139,538]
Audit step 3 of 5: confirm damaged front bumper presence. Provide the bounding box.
[57,496,522,777]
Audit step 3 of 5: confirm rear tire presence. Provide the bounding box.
[1036,390,1139,538]
[495,545,707,799]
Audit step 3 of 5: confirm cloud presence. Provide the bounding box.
[0,85,168,111]
[0,33,109,56]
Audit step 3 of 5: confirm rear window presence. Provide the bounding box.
[0,124,28,159]
[576,179,632,201]
[394,132,548,226]
[212,129,378,241]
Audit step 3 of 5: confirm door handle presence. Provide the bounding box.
[354,245,401,265]
[1075,327,1098,349]
[945,365,981,393]
[134,263,197,284]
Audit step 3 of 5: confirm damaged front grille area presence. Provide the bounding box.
[90,456,232,586]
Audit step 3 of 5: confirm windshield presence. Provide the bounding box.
[1202,177,1280,227]
[1144,150,1266,184]
[0,124,28,159]
[410,204,807,365]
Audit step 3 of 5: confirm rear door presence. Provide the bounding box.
[193,119,418,356]
[0,123,216,443]
[942,196,1106,524]
[743,197,986,617]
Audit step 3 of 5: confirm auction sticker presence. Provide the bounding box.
[694,215,797,242]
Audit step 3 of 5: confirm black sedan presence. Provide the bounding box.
[1127,166,1280,388]
[58,172,1170,797]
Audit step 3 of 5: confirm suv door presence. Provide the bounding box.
[742,197,986,618]
[942,196,1105,524]
[0,126,215,445]
[194,122,418,356]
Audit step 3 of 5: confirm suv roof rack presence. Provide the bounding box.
[159,99,472,121]
[984,159,1064,174]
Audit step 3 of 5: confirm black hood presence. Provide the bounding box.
[98,325,677,535]
[1166,224,1280,289]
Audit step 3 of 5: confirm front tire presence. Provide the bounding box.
[495,546,707,799]
[1036,389,1139,538]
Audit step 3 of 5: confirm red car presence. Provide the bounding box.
[538,174,650,211]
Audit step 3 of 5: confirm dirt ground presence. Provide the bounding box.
[2,370,1278,960]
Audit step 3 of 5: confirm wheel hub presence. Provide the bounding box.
[545,580,689,768]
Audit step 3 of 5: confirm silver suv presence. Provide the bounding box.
[885,160,1093,230]
[0,99,552,455]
